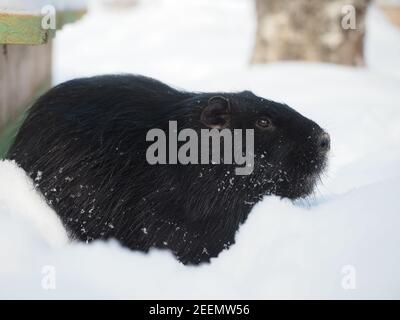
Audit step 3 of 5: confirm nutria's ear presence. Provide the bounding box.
[200,96,231,129]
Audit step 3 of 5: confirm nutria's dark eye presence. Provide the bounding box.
[256,118,273,130]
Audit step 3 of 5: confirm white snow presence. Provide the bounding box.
[1,0,400,299]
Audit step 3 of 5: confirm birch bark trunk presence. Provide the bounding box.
[251,0,371,66]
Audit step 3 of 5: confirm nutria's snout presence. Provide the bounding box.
[295,129,330,199]
[265,119,330,201]
[318,132,331,154]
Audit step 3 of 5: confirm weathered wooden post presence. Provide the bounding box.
[0,0,86,157]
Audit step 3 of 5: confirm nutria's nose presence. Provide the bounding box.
[318,132,330,153]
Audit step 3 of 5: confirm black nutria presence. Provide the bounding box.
[8,75,330,265]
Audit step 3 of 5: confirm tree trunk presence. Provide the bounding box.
[251,0,371,66]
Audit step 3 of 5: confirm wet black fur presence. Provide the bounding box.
[8,74,329,265]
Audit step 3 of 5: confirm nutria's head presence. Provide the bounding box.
[197,90,330,200]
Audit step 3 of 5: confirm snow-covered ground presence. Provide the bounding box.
[1,0,400,299]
